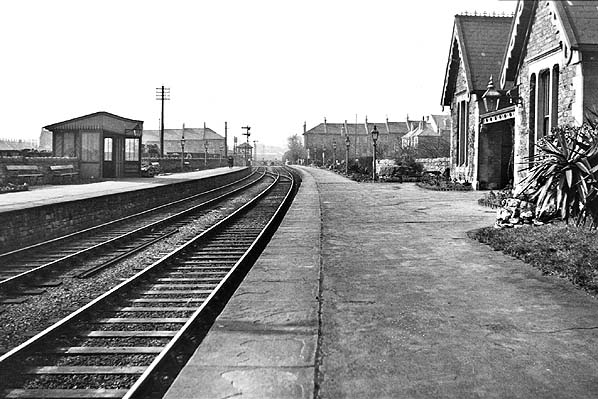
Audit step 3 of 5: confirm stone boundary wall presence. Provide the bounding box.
[416,157,450,172]
[0,168,250,252]
[0,157,79,185]
[143,155,249,172]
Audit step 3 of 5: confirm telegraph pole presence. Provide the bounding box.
[155,86,170,158]
[242,126,251,166]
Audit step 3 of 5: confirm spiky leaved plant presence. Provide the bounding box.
[517,124,598,228]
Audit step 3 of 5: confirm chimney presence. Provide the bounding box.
[303,121,306,134]
[385,117,390,135]
[324,117,328,134]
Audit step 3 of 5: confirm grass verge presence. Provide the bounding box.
[468,223,598,295]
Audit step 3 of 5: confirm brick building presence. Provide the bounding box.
[442,1,598,189]
[143,127,225,158]
[302,118,410,164]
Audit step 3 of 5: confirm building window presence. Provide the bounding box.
[538,69,551,139]
[551,64,559,129]
[457,100,468,166]
[529,74,537,163]
[125,138,139,161]
[104,137,113,161]
[81,132,100,162]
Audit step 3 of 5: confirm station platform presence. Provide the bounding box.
[0,166,246,214]
[165,166,598,399]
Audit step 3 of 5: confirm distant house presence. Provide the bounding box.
[401,115,451,158]
[441,2,598,190]
[142,127,225,158]
[303,118,410,164]
[0,138,39,157]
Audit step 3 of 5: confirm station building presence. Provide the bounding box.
[441,1,598,189]
[44,111,144,179]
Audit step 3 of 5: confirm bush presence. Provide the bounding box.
[516,124,598,228]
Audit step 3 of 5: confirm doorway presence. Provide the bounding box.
[103,137,115,178]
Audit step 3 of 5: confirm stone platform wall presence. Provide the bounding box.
[0,168,250,252]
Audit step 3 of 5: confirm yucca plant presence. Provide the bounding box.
[517,124,598,228]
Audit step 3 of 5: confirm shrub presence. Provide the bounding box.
[516,124,598,228]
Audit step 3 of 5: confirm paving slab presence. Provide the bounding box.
[163,167,321,399]
[165,166,598,399]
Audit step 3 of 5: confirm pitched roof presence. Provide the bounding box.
[304,121,410,136]
[44,111,143,133]
[143,128,223,142]
[442,15,512,105]
[501,1,598,86]
[555,0,598,50]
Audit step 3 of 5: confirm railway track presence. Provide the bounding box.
[0,166,299,399]
[0,168,267,292]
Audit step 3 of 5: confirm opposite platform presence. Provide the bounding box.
[165,166,598,399]
[0,166,246,213]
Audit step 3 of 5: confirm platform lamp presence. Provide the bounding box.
[332,140,337,167]
[219,144,224,166]
[482,75,501,113]
[204,140,209,167]
[345,135,350,175]
[371,125,379,181]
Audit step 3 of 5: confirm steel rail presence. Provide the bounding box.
[0,167,299,399]
[0,169,260,260]
[0,169,266,290]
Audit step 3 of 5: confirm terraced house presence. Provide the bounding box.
[442,0,598,189]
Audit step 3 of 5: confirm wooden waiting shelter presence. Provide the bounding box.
[44,111,144,179]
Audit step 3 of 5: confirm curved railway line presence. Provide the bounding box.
[0,166,299,399]
[0,168,268,292]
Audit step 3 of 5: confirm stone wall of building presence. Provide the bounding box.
[514,1,579,183]
[450,58,478,183]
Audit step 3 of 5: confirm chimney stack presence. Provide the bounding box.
[303,121,306,134]
[324,117,328,134]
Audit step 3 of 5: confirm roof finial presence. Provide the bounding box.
[487,75,495,90]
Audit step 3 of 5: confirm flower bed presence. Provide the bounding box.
[416,181,472,191]
[0,183,29,194]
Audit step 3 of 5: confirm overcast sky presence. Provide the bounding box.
[1,0,517,148]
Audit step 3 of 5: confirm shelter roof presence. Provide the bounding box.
[44,111,143,134]
[304,121,409,136]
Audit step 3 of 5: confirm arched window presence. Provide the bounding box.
[551,64,559,130]
[529,73,536,163]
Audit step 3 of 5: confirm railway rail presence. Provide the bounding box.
[0,166,299,399]
[0,168,268,292]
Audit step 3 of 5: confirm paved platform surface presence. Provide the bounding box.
[167,166,598,398]
[0,167,245,213]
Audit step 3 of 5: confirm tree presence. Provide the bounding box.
[284,134,306,164]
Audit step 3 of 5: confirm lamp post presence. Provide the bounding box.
[219,144,223,166]
[204,140,208,167]
[345,135,350,175]
[371,125,379,181]
[332,140,337,167]
[180,123,186,172]
[322,149,326,165]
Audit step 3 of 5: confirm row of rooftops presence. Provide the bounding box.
[442,0,598,106]
[303,115,451,138]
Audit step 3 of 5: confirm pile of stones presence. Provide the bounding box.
[494,198,540,228]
